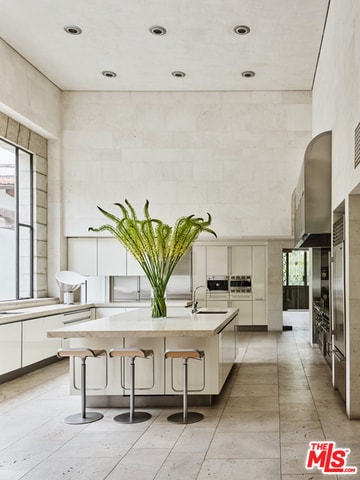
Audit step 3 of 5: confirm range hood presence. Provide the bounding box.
[293,131,331,248]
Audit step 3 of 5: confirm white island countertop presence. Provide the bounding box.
[47,307,238,338]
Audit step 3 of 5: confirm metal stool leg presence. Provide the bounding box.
[65,357,103,425]
[167,358,204,424]
[114,356,152,424]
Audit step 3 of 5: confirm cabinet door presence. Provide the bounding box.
[22,315,63,366]
[126,251,144,275]
[192,246,207,299]
[0,322,22,375]
[252,245,267,300]
[230,300,252,325]
[123,337,164,394]
[230,246,252,275]
[68,238,97,275]
[253,300,267,325]
[97,238,127,275]
[206,246,228,276]
[206,299,229,309]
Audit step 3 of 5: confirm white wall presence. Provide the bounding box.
[0,39,61,139]
[313,0,360,207]
[0,38,63,296]
[312,0,360,418]
[61,90,312,238]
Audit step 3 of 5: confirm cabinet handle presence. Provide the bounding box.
[63,315,91,324]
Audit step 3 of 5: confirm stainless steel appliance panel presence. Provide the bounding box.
[332,239,346,401]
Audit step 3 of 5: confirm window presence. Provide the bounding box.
[0,138,33,300]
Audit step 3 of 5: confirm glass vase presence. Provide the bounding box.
[151,288,167,318]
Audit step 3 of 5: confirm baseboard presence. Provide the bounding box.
[236,325,268,332]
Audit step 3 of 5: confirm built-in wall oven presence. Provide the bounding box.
[207,276,229,294]
[230,275,252,299]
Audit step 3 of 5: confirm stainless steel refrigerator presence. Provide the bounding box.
[332,217,346,401]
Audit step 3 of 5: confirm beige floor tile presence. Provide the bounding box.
[13,457,117,480]
[280,404,319,422]
[154,452,205,479]
[235,373,278,385]
[225,395,279,412]
[105,448,170,480]
[172,427,215,452]
[281,474,333,479]
[229,383,279,397]
[280,420,325,443]
[197,458,280,479]
[206,431,280,459]
[279,388,315,405]
[281,443,312,474]
[133,423,185,449]
[217,411,279,432]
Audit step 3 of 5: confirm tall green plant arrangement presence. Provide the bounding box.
[89,200,217,317]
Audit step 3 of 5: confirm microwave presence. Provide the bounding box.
[207,275,229,292]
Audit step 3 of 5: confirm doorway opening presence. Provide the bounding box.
[282,249,309,311]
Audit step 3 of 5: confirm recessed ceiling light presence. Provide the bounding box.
[102,71,117,78]
[241,70,255,78]
[234,25,250,35]
[149,25,167,35]
[64,25,82,35]
[171,71,186,78]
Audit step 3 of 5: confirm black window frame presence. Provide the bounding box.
[0,137,34,300]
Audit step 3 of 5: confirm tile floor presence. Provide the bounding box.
[0,311,360,480]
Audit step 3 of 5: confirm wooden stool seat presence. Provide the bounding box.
[109,348,153,359]
[109,348,154,424]
[57,348,106,425]
[165,349,205,424]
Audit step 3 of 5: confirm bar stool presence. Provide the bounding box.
[109,348,154,424]
[57,347,106,425]
[165,349,205,424]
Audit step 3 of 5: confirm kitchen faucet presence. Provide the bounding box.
[192,285,209,313]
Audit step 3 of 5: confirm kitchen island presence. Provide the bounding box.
[48,307,239,406]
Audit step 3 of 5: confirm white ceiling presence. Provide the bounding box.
[0,0,330,91]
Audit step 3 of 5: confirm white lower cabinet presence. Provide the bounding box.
[165,314,237,394]
[122,337,164,394]
[22,314,64,366]
[0,322,22,375]
[252,300,267,325]
[206,298,229,309]
[230,300,252,325]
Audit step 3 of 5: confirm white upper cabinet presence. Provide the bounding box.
[206,246,228,276]
[68,237,97,275]
[230,246,252,275]
[252,245,267,300]
[97,238,126,276]
[126,251,144,275]
[68,237,129,276]
[192,246,207,292]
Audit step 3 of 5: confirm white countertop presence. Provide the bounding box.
[47,307,238,338]
[0,300,191,325]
